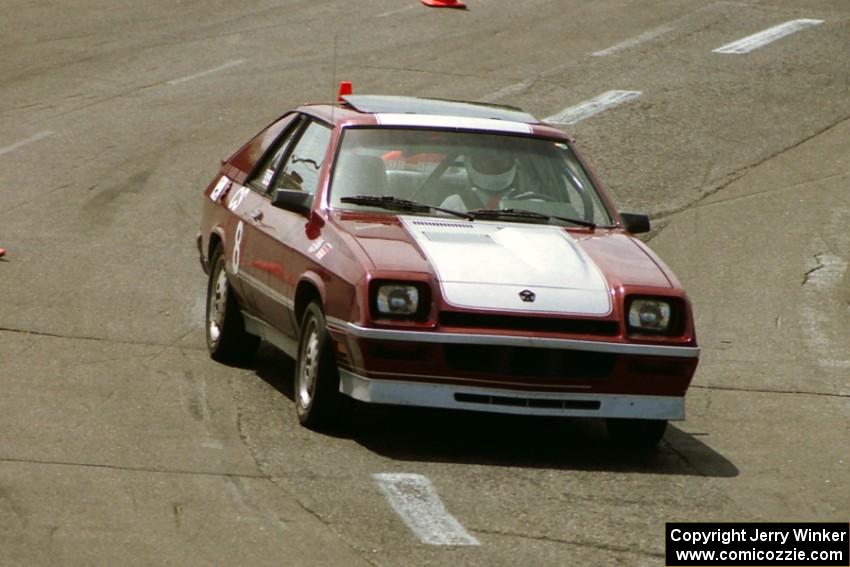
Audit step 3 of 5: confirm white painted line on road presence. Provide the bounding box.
[168,59,246,85]
[713,19,824,54]
[478,79,534,103]
[373,473,480,546]
[544,90,642,125]
[0,131,54,157]
[591,25,673,56]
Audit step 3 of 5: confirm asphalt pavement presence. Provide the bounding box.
[1,1,847,565]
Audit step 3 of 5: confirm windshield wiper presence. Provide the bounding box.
[467,208,596,229]
[340,195,473,220]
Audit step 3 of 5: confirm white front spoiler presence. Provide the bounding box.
[338,369,684,420]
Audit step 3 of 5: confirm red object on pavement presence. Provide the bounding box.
[0,248,6,258]
[421,0,466,8]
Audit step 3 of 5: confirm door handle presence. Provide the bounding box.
[247,208,263,223]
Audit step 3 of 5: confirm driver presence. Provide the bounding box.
[440,150,519,212]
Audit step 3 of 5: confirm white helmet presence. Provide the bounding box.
[465,151,516,193]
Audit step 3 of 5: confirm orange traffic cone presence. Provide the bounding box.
[421,0,466,8]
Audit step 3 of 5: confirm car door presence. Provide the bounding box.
[247,117,333,340]
[223,183,265,316]
[228,114,302,321]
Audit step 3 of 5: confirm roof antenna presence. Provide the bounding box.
[331,34,339,123]
[330,35,353,123]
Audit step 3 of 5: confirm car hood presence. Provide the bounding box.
[399,216,614,315]
[340,214,673,315]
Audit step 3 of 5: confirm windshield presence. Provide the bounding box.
[329,128,613,225]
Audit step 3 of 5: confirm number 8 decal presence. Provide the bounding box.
[232,220,244,275]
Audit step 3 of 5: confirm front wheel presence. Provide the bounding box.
[205,247,259,364]
[606,418,667,450]
[295,302,342,430]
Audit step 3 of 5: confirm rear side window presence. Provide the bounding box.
[249,116,302,193]
[228,113,298,176]
[272,122,332,195]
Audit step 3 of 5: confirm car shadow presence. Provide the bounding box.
[342,405,737,478]
[251,345,738,478]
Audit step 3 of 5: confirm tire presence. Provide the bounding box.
[205,247,259,364]
[606,418,667,450]
[295,302,341,430]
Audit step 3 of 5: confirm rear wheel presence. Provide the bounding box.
[295,302,342,430]
[205,247,259,364]
[606,418,667,450]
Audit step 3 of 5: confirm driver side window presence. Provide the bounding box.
[271,121,332,195]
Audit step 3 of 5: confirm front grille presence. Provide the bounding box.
[363,342,431,362]
[455,393,600,411]
[444,344,615,380]
[440,311,620,336]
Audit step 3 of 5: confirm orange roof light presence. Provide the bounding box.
[337,81,352,102]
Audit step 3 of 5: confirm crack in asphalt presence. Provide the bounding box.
[231,385,382,567]
[677,170,850,215]
[0,52,105,89]
[0,326,204,351]
[0,456,268,479]
[46,82,161,120]
[664,440,711,477]
[473,527,664,559]
[691,384,848,399]
[647,113,850,237]
[802,253,827,286]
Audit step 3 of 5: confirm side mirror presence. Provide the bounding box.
[620,212,651,234]
[271,189,313,216]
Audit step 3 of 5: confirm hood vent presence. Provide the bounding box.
[410,219,473,229]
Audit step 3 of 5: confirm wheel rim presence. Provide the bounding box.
[208,266,228,345]
[298,319,320,410]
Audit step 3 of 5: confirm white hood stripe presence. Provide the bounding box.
[401,216,611,316]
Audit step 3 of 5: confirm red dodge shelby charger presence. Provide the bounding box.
[197,90,699,446]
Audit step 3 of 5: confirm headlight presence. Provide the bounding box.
[376,284,419,316]
[628,299,671,332]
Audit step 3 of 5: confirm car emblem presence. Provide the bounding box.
[519,289,536,302]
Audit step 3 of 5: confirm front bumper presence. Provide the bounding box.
[328,319,699,419]
[339,369,685,420]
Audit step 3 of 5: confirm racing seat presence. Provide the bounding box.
[334,154,388,198]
